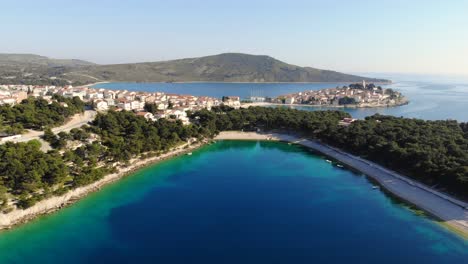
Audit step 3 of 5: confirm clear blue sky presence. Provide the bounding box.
[2,0,467,76]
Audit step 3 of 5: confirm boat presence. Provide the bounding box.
[372,186,380,190]
[186,152,192,156]
[326,159,332,163]
[336,164,344,168]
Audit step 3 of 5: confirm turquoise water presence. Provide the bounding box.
[0,141,466,263]
[94,80,468,121]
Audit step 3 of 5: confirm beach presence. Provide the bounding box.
[0,141,204,230]
[2,131,467,238]
[215,131,468,238]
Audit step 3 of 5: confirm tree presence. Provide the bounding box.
[338,97,356,105]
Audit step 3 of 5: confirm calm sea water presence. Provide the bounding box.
[0,141,466,263]
[94,79,468,121]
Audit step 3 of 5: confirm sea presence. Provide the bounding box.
[93,75,468,121]
[0,141,466,263]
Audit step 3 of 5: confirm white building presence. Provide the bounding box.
[93,100,109,111]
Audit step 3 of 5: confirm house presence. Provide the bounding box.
[105,98,115,106]
[154,110,167,119]
[285,96,295,104]
[156,102,167,110]
[222,96,241,108]
[339,118,357,126]
[93,100,109,111]
[130,100,145,110]
[136,111,156,121]
[116,100,132,111]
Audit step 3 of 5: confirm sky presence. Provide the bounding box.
[1,0,468,76]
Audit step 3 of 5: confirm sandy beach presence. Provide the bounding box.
[216,131,468,238]
[2,131,467,238]
[0,141,204,230]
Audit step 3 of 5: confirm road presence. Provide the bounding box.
[216,131,468,237]
[1,110,97,148]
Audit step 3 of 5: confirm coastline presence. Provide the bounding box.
[82,81,110,88]
[242,99,409,109]
[0,141,204,230]
[87,80,393,87]
[2,131,466,239]
[215,131,468,239]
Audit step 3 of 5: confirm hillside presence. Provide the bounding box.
[71,53,388,83]
[0,54,95,67]
[0,53,390,84]
[0,54,95,86]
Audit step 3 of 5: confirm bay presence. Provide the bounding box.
[0,141,466,263]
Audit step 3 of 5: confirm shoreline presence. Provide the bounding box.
[0,141,204,230]
[242,99,409,109]
[215,131,468,239]
[82,81,110,87]
[2,131,466,239]
[88,81,392,87]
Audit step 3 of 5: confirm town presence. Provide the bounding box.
[0,84,241,126]
[265,81,407,107]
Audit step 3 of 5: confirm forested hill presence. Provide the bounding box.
[68,53,389,83]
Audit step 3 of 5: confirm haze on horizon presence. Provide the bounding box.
[2,0,468,77]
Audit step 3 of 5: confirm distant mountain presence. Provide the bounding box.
[0,53,390,85]
[70,53,389,83]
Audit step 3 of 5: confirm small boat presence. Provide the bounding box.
[186,152,192,156]
[372,186,380,190]
[325,159,332,163]
[336,164,344,168]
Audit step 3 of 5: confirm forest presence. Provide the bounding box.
[0,95,85,135]
[192,107,468,198]
[1,106,466,211]
[0,110,204,210]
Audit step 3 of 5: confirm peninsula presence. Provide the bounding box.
[245,81,407,108]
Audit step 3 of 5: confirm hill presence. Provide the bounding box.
[0,54,95,67]
[0,54,95,86]
[0,53,390,84]
[71,53,388,83]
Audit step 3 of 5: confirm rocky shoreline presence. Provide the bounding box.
[0,141,205,230]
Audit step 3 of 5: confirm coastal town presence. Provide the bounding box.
[0,84,242,126]
[261,81,407,107]
[0,81,403,140]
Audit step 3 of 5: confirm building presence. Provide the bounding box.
[285,97,295,104]
[136,111,156,121]
[222,96,241,108]
[93,100,109,111]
